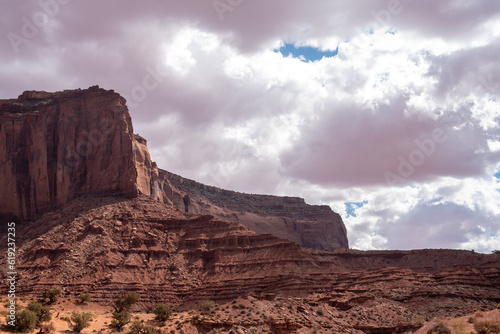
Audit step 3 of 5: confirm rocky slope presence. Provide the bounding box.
[1,194,498,333]
[0,86,347,250]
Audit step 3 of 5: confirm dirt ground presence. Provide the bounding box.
[0,298,198,334]
[1,297,499,334]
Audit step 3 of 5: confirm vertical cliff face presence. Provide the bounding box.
[0,86,145,220]
[0,86,348,250]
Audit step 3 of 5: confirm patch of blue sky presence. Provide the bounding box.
[276,43,338,62]
[344,201,368,218]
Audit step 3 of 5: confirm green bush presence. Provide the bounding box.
[200,300,216,314]
[69,311,92,333]
[154,304,173,322]
[110,310,130,331]
[9,309,37,332]
[26,301,51,326]
[129,320,164,334]
[427,322,452,334]
[114,292,140,312]
[42,289,61,304]
[79,292,92,304]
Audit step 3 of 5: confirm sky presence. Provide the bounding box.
[1,0,500,253]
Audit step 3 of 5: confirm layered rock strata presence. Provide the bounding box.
[1,194,498,327]
[0,86,159,220]
[157,170,348,250]
[0,87,347,250]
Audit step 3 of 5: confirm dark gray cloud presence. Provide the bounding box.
[1,0,500,252]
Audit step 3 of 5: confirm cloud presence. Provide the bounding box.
[1,0,500,252]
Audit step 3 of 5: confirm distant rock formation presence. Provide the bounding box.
[157,170,348,250]
[0,86,347,250]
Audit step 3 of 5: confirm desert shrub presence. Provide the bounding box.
[449,319,467,334]
[111,310,130,331]
[10,309,37,332]
[154,304,173,322]
[475,310,485,317]
[413,315,426,327]
[474,320,500,334]
[114,292,140,312]
[129,320,163,334]
[79,292,92,304]
[426,321,451,334]
[69,311,93,333]
[26,301,51,326]
[41,322,56,333]
[200,300,216,314]
[42,289,61,304]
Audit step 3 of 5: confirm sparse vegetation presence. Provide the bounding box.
[475,310,485,317]
[68,311,93,333]
[110,310,130,331]
[449,319,467,334]
[154,303,173,322]
[129,320,164,334]
[26,301,52,326]
[79,292,92,304]
[200,300,216,314]
[42,289,61,305]
[474,320,500,334]
[41,322,56,333]
[10,309,37,332]
[427,321,451,334]
[114,292,140,312]
[413,315,426,327]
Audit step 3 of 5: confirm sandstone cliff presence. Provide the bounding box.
[0,86,161,220]
[0,86,348,250]
[156,170,348,250]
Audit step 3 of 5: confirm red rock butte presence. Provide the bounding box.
[0,87,499,333]
[0,86,347,251]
